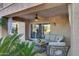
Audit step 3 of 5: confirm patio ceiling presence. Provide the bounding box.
[19,4,68,20]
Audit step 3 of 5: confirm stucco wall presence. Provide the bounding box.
[69,3,79,56]
[29,15,70,46]
[49,15,70,46]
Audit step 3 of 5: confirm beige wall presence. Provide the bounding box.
[18,22,25,42]
[29,15,70,46]
[49,15,70,46]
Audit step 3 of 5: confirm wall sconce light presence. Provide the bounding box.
[53,22,56,26]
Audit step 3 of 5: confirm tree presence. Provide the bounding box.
[0,17,8,28]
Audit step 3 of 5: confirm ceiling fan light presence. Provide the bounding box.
[35,18,38,21]
[35,13,38,21]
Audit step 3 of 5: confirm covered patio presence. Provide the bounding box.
[0,3,73,56]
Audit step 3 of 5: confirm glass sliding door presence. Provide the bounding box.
[30,23,50,40]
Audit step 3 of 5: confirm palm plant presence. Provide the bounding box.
[10,42,36,56]
[0,33,37,56]
[0,17,37,56]
[0,31,37,56]
[0,33,21,56]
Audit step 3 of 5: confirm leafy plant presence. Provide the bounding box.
[0,33,21,56]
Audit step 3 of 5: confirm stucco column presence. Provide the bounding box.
[68,3,79,56]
